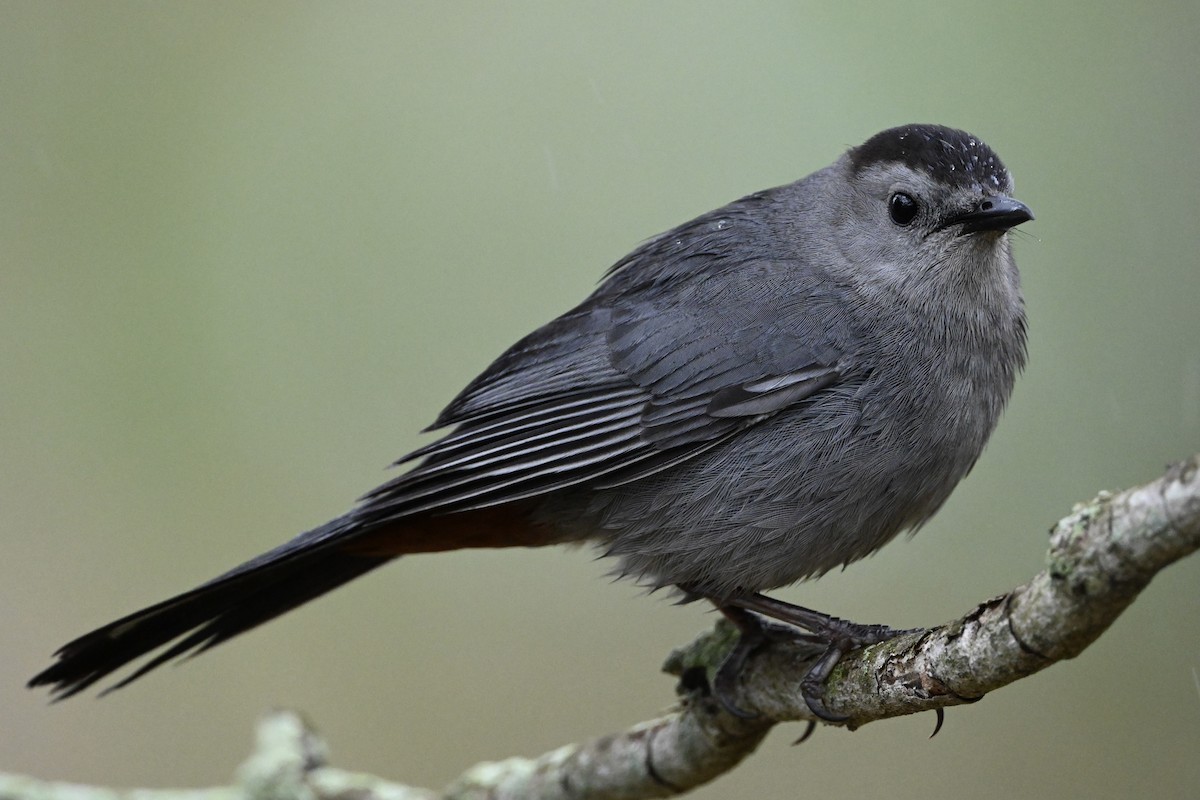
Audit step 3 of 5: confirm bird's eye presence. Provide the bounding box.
[888,192,919,226]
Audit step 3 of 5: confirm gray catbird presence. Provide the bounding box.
[30,124,1032,718]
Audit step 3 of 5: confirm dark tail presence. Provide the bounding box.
[28,514,391,700]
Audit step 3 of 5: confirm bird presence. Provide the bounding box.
[29,123,1032,720]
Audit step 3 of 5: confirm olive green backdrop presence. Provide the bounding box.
[3,2,1198,798]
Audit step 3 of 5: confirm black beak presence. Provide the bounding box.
[949,195,1034,234]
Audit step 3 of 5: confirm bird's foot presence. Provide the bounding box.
[710,605,824,719]
[717,592,920,723]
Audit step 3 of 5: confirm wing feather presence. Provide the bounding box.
[355,198,855,525]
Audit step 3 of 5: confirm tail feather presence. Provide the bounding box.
[28,517,391,700]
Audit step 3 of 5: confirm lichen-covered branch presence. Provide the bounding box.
[669,454,1200,731]
[3,455,1198,800]
[0,711,438,800]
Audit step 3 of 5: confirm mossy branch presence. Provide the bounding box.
[4,455,1198,800]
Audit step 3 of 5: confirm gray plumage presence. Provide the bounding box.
[362,124,1029,598]
[30,123,1031,698]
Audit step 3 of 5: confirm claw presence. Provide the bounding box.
[791,720,817,746]
[929,707,945,738]
[799,641,851,721]
[711,607,767,719]
[713,651,758,719]
[802,688,846,722]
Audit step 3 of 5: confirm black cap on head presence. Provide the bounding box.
[849,124,1010,191]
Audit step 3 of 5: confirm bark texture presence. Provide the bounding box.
[4,455,1197,800]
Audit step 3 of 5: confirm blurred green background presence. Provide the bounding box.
[3,2,1199,798]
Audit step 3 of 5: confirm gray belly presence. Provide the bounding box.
[534,384,986,600]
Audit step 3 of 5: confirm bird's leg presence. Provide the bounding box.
[711,606,769,719]
[708,605,825,719]
[725,592,920,721]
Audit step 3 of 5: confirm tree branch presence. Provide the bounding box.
[4,455,1198,800]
